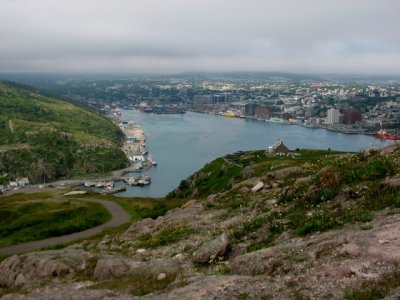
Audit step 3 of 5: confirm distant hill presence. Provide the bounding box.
[0,81,128,183]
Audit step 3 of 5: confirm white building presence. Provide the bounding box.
[17,177,29,187]
[326,108,340,124]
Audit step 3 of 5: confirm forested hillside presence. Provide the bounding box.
[0,81,128,183]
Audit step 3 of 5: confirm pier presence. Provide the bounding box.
[101,186,127,195]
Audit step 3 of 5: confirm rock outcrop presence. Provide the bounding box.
[192,234,230,263]
[251,181,264,192]
[382,176,400,188]
[93,256,181,281]
[0,249,87,288]
[263,166,304,180]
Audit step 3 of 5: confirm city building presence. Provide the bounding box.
[304,107,315,118]
[255,106,270,119]
[244,103,258,116]
[326,108,340,124]
[212,94,225,104]
[194,95,213,104]
[343,107,362,124]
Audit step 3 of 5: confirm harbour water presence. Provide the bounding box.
[116,110,390,198]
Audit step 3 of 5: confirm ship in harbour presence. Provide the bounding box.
[265,117,289,124]
[376,129,400,140]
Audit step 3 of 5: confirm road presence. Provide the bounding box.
[0,198,131,256]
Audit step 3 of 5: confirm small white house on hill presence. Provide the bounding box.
[268,140,289,155]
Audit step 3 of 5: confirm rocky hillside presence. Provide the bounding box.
[1,144,400,299]
[0,81,128,183]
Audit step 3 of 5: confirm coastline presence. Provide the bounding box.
[2,108,382,198]
[1,114,153,198]
[188,109,375,137]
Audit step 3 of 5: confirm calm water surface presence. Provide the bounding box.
[116,110,388,198]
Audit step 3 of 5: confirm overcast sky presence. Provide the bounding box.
[1,0,399,74]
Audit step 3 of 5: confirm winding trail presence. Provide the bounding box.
[0,198,130,256]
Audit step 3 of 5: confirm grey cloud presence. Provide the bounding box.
[0,0,399,74]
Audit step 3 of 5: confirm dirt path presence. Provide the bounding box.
[0,198,130,256]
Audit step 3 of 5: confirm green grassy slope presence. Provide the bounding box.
[0,192,111,247]
[167,149,344,199]
[0,81,128,183]
[168,146,400,251]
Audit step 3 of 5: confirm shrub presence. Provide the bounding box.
[230,215,268,243]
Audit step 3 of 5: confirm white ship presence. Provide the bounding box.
[266,117,289,124]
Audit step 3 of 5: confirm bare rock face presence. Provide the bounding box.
[231,247,276,275]
[121,217,157,240]
[192,233,230,263]
[1,288,129,300]
[295,176,313,185]
[139,275,246,300]
[232,177,260,191]
[157,273,167,281]
[92,256,181,281]
[146,258,182,277]
[251,181,264,192]
[92,257,142,281]
[382,177,400,188]
[263,166,304,180]
[122,200,205,241]
[0,249,87,288]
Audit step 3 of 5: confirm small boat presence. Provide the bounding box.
[137,175,151,186]
[102,185,112,192]
[95,181,104,188]
[125,175,151,186]
[84,181,95,187]
[135,162,143,170]
[148,156,158,166]
[224,111,236,117]
[125,177,139,186]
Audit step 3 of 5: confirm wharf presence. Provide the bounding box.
[319,124,369,135]
[102,186,127,195]
[120,122,146,157]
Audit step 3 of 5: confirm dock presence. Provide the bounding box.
[102,186,126,195]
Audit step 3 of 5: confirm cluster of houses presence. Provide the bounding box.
[0,177,30,194]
